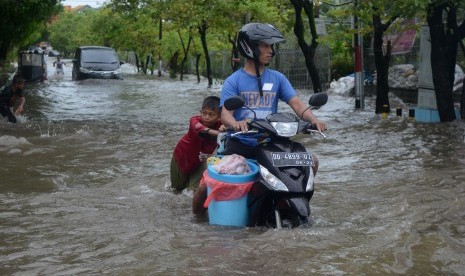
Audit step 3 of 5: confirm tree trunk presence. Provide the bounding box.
[179,34,192,81]
[427,3,457,122]
[229,34,240,72]
[372,15,394,114]
[158,17,163,77]
[145,55,151,75]
[140,54,147,75]
[135,53,141,73]
[195,53,201,83]
[199,20,212,87]
[0,42,9,63]
[290,0,322,93]
[169,51,179,79]
[461,78,465,120]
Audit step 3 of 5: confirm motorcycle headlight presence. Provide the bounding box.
[259,164,288,191]
[270,122,298,137]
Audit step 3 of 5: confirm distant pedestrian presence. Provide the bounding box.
[53,56,66,75]
[0,75,26,123]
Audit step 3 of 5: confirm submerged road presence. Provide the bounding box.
[1,59,465,275]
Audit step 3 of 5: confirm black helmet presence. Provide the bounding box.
[237,23,285,60]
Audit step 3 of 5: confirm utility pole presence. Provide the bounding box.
[353,0,365,109]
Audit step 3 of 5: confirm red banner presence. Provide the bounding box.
[383,19,417,55]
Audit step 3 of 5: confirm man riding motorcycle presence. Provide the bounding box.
[220,22,327,174]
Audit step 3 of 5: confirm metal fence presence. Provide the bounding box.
[274,45,332,91]
[127,32,465,92]
[364,46,421,73]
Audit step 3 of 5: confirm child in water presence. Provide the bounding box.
[170,96,224,213]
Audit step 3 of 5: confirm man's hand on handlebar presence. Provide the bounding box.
[230,120,249,132]
[313,120,327,133]
[306,122,327,138]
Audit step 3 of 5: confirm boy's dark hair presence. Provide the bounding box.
[202,96,220,111]
[13,75,25,84]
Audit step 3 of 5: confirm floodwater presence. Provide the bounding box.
[1,58,465,275]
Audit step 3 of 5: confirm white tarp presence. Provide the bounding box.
[327,64,464,94]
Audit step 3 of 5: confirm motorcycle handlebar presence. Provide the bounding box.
[224,119,326,138]
[303,124,327,138]
[230,130,259,137]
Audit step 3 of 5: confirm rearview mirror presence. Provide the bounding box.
[223,96,245,110]
[308,93,328,108]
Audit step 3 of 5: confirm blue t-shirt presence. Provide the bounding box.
[220,68,296,120]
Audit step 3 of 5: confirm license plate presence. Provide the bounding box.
[271,152,313,167]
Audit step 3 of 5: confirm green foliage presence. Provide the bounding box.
[45,0,461,80]
[322,5,353,79]
[321,25,353,79]
[331,55,353,80]
[48,11,81,55]
[0,0,61,61]
[46,0,294,72]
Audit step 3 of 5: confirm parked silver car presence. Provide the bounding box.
[72,46,123,80]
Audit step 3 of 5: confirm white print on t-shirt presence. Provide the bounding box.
[262,83,273,91]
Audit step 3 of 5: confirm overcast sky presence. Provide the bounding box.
[61,0,108,7]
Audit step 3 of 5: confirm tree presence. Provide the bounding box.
[349,0,464,119]
[348,0,423,114]
[321,5,353,80]
[226,1,285,71]
[49,0,288,85]
[0,0,61,62]
[371,5,400,114]
[168,0,285,85]
[165,0,211,85]
[178,30,194,80]
[109,0,162,74]
[198,19,213,86]
[290,0,322,93]
[49,9,114,56]
[48,11,80,56]
[427,0,465,122]
[331,0,424,114]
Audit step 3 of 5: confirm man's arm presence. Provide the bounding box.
[15,96,25,115]
[221,108,248,132]
[288,96,327,132]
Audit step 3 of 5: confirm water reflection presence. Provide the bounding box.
[0,58,465,274]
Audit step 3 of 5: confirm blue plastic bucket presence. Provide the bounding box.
[206,161,259,227]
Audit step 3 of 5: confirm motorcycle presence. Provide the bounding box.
[218,93,328,229]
